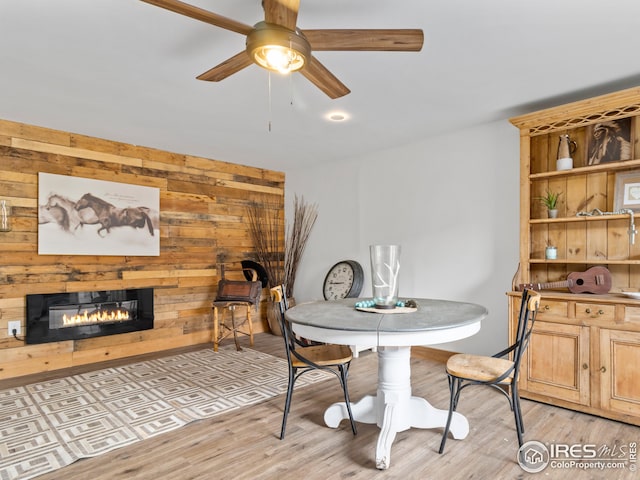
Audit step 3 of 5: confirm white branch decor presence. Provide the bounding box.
[373,261,400,296]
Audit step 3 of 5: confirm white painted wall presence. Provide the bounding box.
[284,118,520,355]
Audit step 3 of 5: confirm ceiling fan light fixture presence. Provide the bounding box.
[247,21,311,75]
[253,45,305,74]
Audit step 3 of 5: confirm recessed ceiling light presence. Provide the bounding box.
[326,111,349,122]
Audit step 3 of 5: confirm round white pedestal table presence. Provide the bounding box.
[285,297,487,470]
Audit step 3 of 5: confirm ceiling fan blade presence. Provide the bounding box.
[300,56,350,99]
[262,0,300,31]
[141,0,253,35]
[302,29,424,51]
[196,51,253,82]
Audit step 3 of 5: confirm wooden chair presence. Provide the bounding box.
[270,285,357,439]
[212,269,262,352]
[439,289,541,453]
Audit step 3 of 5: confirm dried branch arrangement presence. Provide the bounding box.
[284,195,318,298]
[245,195,284,290]
[246,194,318,298]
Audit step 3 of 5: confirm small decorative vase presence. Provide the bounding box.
[548,209,558,219]
[556,135,577,171]
[545,246,557,260]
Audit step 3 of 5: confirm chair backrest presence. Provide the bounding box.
[511,289,541,378]
[215,279,262,304]
[270,285,297,356]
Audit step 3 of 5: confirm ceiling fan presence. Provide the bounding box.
[141,0,424,99]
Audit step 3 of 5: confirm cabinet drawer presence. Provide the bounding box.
[575,302,615,321]
[536,299,568,320]
[623,306,640,325]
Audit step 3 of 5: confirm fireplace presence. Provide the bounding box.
[25,288,154,344]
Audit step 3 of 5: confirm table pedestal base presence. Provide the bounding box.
[323,346,468,469]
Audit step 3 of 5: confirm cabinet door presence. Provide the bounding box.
[600,329,640,416]
[521,320,591,406]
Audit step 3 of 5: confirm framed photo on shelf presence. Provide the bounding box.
[586,117,633,165]
[614,170,640,212]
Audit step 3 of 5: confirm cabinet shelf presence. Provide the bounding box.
[530,214,630,224]
[529,258,640,265]
[529,158,640,180]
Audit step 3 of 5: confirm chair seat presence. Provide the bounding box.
[291,344,353,368]
[446,354,514,383]
[212,300,252,308]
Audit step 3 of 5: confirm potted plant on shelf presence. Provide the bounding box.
[537,189,561,218]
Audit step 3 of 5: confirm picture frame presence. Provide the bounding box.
[38,173,160,256]
[586,117,633,165]
[614,170,640,212]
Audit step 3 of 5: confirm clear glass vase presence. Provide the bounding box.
[369,244,401,309]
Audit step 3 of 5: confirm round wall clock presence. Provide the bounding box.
[323,260,364,300]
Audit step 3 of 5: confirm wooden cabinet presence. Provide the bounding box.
[508,292,640,425]
[509,87,640,426]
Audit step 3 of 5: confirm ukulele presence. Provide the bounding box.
[518,266,612,294]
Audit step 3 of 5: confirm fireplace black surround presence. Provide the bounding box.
[26,288,154,344]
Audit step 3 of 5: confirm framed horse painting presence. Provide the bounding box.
[38,173,160,256]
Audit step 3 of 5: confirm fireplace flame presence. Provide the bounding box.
[63,308,130,326]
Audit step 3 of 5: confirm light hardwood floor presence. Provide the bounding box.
[6,334,639,480]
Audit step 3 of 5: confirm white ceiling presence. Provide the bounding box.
[2,0,640,172]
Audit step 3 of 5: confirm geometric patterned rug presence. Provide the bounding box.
[0,346,331,480]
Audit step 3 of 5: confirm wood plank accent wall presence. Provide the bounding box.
[0,119,284,380]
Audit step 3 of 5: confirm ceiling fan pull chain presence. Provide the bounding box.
[289,73,294,106]
[268,71,272,132]
[288,39,295,106]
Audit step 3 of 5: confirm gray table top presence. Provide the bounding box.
[285,298,488,333]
